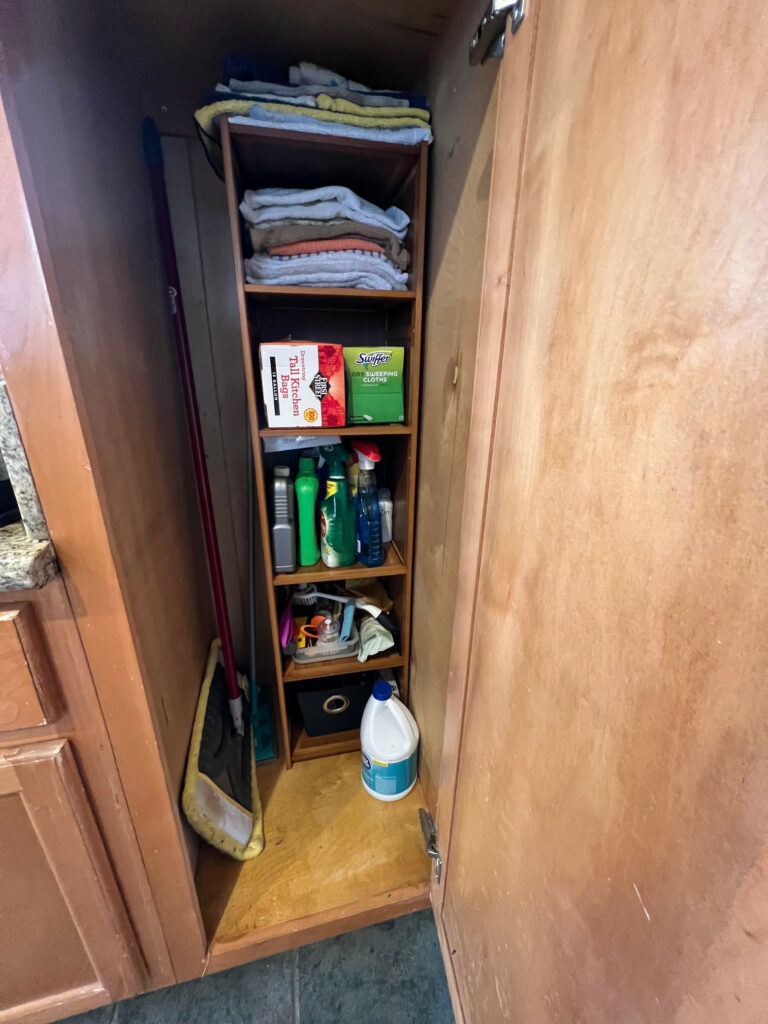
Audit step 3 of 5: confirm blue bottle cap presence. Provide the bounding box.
[372,680,392,701]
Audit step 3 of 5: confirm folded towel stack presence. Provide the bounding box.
[195,59,432,174]
[241,185,410,291]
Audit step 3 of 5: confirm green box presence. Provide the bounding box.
[343,348,405,424]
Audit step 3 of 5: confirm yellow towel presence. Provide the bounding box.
[257,100,429,130]
[193,96,429,177]
[316,93,431,123]
[194,99,255,139]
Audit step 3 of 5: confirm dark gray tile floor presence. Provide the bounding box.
[65,910,454,1024]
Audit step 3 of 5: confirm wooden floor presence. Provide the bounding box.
[196,752,431,971]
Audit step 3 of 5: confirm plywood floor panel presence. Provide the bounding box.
[198,752,430,946]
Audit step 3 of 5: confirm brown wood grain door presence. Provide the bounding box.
[436,1,768,1021]
[0,741,141,1023]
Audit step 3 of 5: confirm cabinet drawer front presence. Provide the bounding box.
[0,603,60,730]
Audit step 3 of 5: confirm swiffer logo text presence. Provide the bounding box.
[356,351,392,367]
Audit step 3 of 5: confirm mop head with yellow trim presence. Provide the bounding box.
[182,640,263,860]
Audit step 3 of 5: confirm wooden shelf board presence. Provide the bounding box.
[227,123,423,205]
[259,424,412,438]
[273,543,405,586]
[245,284,416,307]
[283,651,405,683]
[197,752,430,948]
[292,727,361,761]
[229,121,425,157]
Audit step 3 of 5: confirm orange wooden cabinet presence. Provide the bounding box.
[0,740,142,1022]
[0,604,61,731]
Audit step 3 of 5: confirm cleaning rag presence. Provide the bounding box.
[315,93,430,123]
[289,61,427,106]
[240,185,410,239]
[246,218,410,269]
[246,98,430,132]
[218,80,412,109]
[267,238,386,257]
[244,249,409,290]
[228,110,432,147]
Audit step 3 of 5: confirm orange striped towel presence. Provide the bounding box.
[267,237,386,257]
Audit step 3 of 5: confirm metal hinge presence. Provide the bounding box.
[419,808,442,883]
[469,0,526,65]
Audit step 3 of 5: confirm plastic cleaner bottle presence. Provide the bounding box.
[320,460,355,567]
[295,456,320,566]
[352,441,383,567]
[361,680,419,801]
[271,466,295,573]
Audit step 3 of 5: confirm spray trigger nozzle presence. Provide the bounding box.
[351,440,381,471]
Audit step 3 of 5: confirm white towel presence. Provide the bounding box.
[220,79,409,108]
[289,62,399,97]
[228,110,432,149]
[240,185,410,239]
[244,249,409,291]
[215,84,317,107]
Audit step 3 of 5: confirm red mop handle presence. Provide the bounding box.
[143,118,240,707]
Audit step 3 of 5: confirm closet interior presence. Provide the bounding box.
[3,3,765,1022]
[0,0,498,993]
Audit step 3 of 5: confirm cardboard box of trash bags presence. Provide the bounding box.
[259,341,404,427]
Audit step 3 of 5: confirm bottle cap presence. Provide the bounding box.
[298,457,314,471]
[352,441,381,471]
[274,466,290,477]
[372,679,392,701]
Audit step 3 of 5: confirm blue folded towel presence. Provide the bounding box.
[239,185,410,239]
[229,108,432,147]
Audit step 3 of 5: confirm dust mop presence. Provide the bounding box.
[144,117,263,859]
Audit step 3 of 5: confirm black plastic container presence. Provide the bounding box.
[295,674,374,736]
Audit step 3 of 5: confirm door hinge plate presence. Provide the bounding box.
[469,0,525,65]
[419,808,442,884]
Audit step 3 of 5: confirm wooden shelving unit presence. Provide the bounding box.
[222,120,427,767]
[245,284,417,306]
[291,726,361,762]
[272,541,406,586]
[283,651,407,684]
[259,424,413,438]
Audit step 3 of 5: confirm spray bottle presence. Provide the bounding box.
[352,441,383,567]
[320,460,355,567]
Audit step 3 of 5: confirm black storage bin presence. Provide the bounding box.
[296,674,374,737]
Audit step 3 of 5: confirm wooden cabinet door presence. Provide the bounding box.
[0,740,141,1023]
[436,1,768,1021]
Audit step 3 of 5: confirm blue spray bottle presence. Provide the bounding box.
[352,441,384,567]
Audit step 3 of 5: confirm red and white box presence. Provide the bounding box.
[259,341,346,428]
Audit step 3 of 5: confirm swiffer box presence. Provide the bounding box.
[343,347,405,424]
[260,342,345,428]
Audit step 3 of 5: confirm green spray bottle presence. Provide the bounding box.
[295,456,320,566]
[320,460,355,567]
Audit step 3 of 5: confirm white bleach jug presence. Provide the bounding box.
[360,680,419,801]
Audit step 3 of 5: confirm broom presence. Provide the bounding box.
[144,118,263,859]
[143,117,243,734]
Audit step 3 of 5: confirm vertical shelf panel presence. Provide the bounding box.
[221,123,291,765]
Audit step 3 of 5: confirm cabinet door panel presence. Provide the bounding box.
[436,0,768,1021]
[0,741,140,1023]
[0,605,60,731]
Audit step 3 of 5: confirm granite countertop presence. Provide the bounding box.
[0,522,57,590]
[0,374,58,591]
